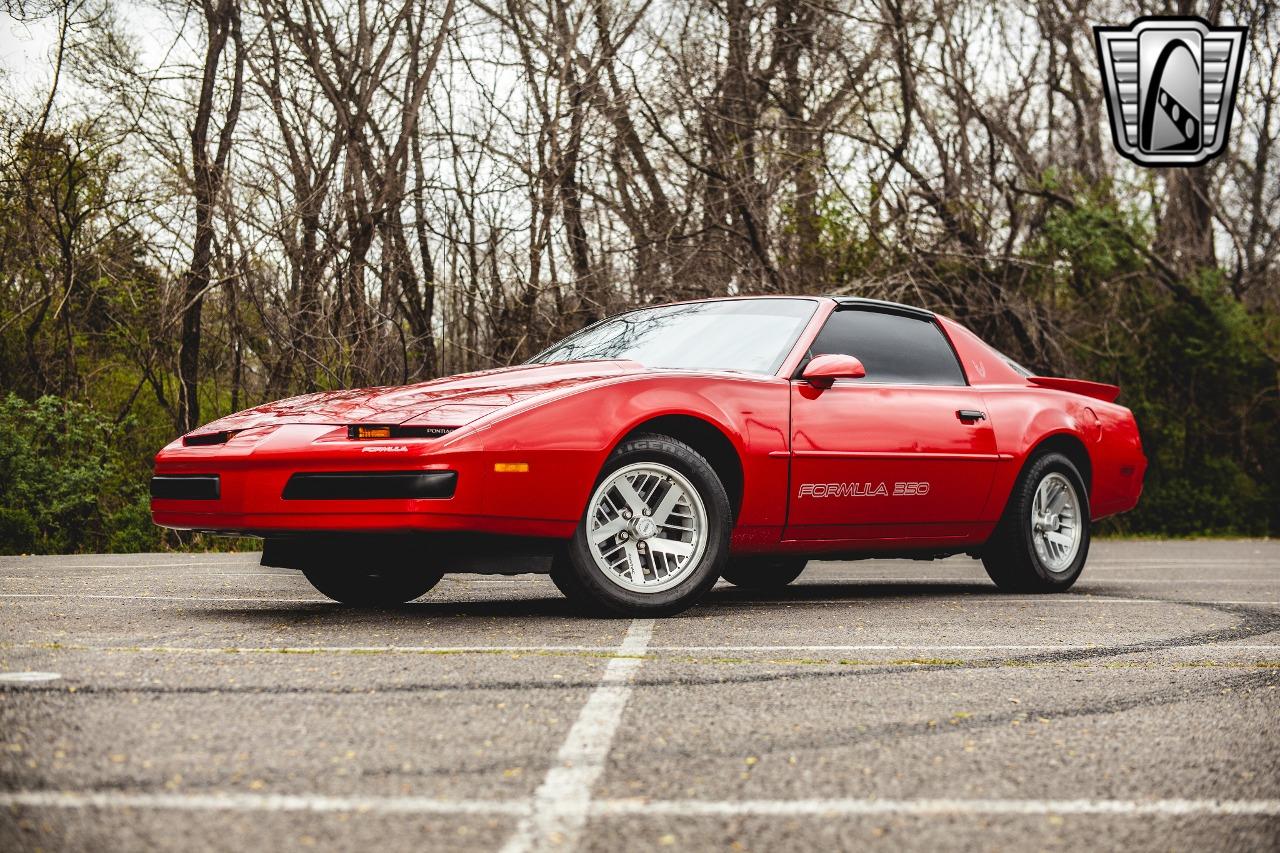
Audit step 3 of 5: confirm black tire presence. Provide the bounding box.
[303,566,443,606]
[982,451,1090,593]
[552,432,731,617]
[720,557,808,589]
[548,548,596,607]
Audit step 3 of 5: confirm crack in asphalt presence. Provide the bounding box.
[3,595,1278,697]
[3,589,1279,801]
[4,673,1276,797]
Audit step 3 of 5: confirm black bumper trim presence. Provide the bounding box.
[281,471,458,500]
[151,475,221,500]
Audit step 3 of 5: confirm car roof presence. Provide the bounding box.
[828,296,937,319]
[649,294,938,320]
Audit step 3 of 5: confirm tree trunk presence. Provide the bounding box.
[178,0,245,433]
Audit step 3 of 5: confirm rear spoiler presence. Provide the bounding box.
[1028,376,1121,403]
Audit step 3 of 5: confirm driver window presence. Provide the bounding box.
[807,309,967,386]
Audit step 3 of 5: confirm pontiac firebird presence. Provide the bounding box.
[151,297,1146,616]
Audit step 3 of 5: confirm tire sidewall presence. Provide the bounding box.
[1013,453,1091,589]
[566,435,731,615]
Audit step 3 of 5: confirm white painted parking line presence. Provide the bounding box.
[639,644,1280,652]
[798,573,1280,581]
[1087,564,1280,570]
[0,562,259,570]
[0,790,526,815]
[0,593,328,604]
[1071,579,1280,584]
[12,643,1278,655]
[0,573,302,581]
[709,597,1279,606]
[0,593,1276,607]
[500,619,654,853]
[592,797,1280,817]
[2,791,1277,819]
[1086,559,1279,566]
[0,672,61,683]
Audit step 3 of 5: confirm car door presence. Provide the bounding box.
[785,306,998,541]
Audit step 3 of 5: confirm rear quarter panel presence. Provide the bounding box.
[1090,402,1147,517]
[979,387,1145,521]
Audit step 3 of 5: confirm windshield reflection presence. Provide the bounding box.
[529,299,817,375]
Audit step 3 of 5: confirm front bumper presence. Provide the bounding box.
[149,423,575,538]
[280,471,457,500]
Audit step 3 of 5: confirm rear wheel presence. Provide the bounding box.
[982,451,1090,593]
[303,567,443,606]
[551,433,730,616]
[720,557,808,590]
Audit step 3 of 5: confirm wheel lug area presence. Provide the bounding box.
[589,464,704,591]
[629,516,658,540]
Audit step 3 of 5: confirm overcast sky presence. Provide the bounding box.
[1,13,57,92]
[1,5,175,102]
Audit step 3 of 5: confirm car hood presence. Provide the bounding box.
[192,360,647,435]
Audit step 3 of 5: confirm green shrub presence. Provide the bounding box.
[0,393,162,554]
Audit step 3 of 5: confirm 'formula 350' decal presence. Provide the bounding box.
[797,482,931,498]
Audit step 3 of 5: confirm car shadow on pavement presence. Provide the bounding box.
[708,580,1005,605]
[182,580,1008,624]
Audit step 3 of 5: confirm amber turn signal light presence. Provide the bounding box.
[493,462,529,473]
[349,425,393,440]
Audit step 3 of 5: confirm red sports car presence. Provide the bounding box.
[151,297,1146,615]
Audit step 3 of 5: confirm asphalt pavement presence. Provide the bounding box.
[1,539,1277,851]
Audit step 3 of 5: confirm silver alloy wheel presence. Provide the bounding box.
[584,462,708,593]
[1030,471,1082,572]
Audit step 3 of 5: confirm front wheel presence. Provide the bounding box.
[720,557,808,590]
[552,433,731,616]
[982,451,1090,593]
[303,567,443,606]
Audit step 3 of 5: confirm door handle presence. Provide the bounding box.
[956,409,987,422]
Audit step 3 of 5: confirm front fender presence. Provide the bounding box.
[462,374,791,530]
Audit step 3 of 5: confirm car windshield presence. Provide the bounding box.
[529,299,818,375]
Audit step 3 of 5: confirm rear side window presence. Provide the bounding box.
[807,309,966,386]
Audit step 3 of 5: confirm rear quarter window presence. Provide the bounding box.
[807,309,967,386]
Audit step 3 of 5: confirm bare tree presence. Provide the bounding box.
[177,0,245,431]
